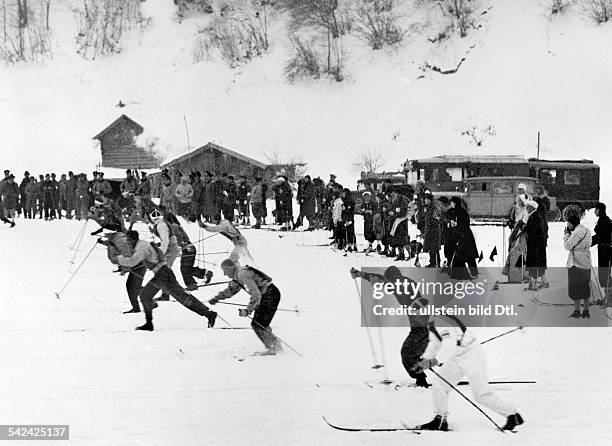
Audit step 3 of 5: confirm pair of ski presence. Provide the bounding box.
[323,416,451,433]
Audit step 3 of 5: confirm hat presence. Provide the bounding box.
[126,169,131,174]
[518,183,527,190]
[567,215,581,226]
[330,174,336,179]
[24,171,30,176]
[450,196,462,206]
[524,200,538,209]
[3,170,9,174]
[595,202,607,213]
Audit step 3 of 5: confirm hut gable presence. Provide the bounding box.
[93,114,163,169]
[162,142,267,177]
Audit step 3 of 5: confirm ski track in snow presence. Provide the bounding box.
[1,213,612,445]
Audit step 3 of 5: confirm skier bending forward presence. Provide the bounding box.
[415,321,524,431]
[209,258,282,355]
[114,230,217,331]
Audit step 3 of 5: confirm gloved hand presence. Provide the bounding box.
[417,358,439,370]
[350,267,360,279]
[96,238,107,245]
[208,296,221,305]
[238,308,249,317]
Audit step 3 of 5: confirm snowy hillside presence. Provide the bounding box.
[1,0,611,198]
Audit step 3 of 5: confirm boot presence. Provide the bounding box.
[185,283,198,291]
[395,250,406,261]
[581,309,590,319]
[205,270,213,284]
[569,309,581,318]
[386,248,396,258]
[502,413,524,431]
[207,311,217,328]
[415,373,430,388]
[418,415,448,431]
[123,308,140,314]
[136,321,154,331]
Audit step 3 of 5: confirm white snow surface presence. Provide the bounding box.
[1,214,612,445]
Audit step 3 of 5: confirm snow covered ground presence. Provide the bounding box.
[1,215,612,445]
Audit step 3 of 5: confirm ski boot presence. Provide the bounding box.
[207,312,217,328]
[418,415,448,431]
[581,309,590,319]
[123,308,140,314]
[136,321,154,331]
[502,413,524,431]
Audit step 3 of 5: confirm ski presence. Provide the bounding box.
[322,416,451,432]
[366,380,536,390]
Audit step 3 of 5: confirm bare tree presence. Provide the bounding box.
[461,125,496,147]
[352,148,385,174]
[279,0,344,81]
[75,0,147,60]
[588,0,612,23]
[355,0,405,50]
[0,0,51,63]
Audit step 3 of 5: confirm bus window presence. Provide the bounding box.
[564,170,580,185]
[470,182,487,192]
[540,169,557,185]
[494,182,512,194]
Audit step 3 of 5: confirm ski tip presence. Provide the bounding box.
[54,292,60,299]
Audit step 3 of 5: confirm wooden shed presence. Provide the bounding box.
[161,142,268,178]
[93,114,163,169]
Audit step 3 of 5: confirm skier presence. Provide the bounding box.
[209,258,282,355]
[112,230,217,331]
[148,208,181,302]
[89,195,125,235]
[97,230,144,314]
[164,212,213,291]
[350,266,432,388]
[0,174,18,227]
[198,218,254,266]
[415,320,524,431]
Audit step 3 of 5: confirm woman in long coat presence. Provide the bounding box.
[523,200,547,290]
[503,194,529,283]
[564,215,593,318]
[448,196,479,279]
[422,192,441,267]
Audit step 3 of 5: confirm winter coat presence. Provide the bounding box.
[423,204,441,253]
[332,198,343,225]
[121,177,138,194]
[200,180,218,219]
[449,205,479,262]
[160,184,175,211]
[174,182,194,204]
[137,179,152,198]
[564,224,592,269]
[524,210,547,268]
[341,197,355,224]
[1,182,19,209]
[251,183,263,204]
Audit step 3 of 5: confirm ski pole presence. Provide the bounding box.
[353,278,385,372]
[70,219,88,250]
[191,232,220,245]
[480,326,524,345]
[56,240,98,299]
[248,315,303,357]
[197,280,231,288]
[215,301,300,314]
[427,367,505,432]
[196,251,228,256]
[457,380,535,386]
